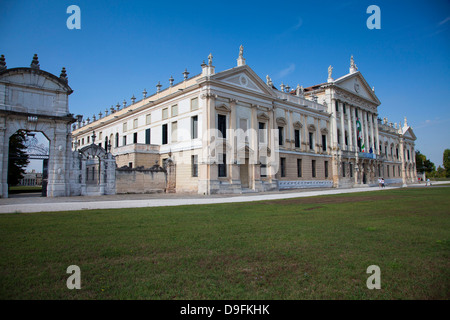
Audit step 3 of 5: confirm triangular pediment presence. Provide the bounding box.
[402,127,416,140]
[333,72,380,105]
[212,65,276,97]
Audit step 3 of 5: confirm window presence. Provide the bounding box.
[343,103,346,114]
[123,135,127,146]
[133,119,138,129]
[191,116,198,139]
[218,114,226,138]
[115,133,119,148]
[162,108,169,120]
[297,159,302,177]
[280,157,286,177]
[146,114,151,125]
[259,122,266,144]
[312,160,316,178]
[218,153,227,177]
[350,163,353,177]
[396,148,399,160]
[191,155,198,177]
[325,161,329,178]
[407,150,410,161]
[342,162,346,177]
[260,164,267,178]
[322,135,327,151]
[133,132,138,144]
[337,129,341,145]
[87,136,90,144]
[145,128,151,145]
[123,122,128,132]
[278,127,284,146]
[335,101,339,112]
[171,121,178,142]
[171,104,178,117]
[128,162,133,168]
[191,97,199,111]
[309,132,314,150]
[355,109,359,118]
[162,124,168,145]
[294,129,300,148]
[387,165,390,177]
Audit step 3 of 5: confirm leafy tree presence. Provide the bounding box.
[435,166,446,178]
[415,150,435,173]
[8,130,30,186]
[443,149,450,177]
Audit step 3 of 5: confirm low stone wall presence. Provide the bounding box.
[115,166,167,194]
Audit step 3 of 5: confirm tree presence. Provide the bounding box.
[8,130,30,186]
[415,150,435,173]
[443,149,450,178]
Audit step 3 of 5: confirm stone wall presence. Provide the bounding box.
[115,165,167,194]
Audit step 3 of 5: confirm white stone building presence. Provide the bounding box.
[72,48,417,194]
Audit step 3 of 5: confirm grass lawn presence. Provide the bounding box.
[0,187,449,300]
[8,186,42,194]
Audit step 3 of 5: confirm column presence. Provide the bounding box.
[352,107,358,153]
[0,128,7,198]
[374,115,380,155]
[302,114,308,152]
[315,117,321,153]
[370,113,375,153]
[250,104,258,189]
[288,110,294,150]
[364,110,369,153]
[400,138,407,187]
[230,99,239,185]
[339,101,345,151]
[347,105,353,152]
[331,99,338,151]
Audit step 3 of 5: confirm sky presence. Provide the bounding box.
[1,0,449,171]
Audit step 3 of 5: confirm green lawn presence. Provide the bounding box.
[0,187,449,300]
[8,185,42,193]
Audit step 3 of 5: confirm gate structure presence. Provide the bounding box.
[0,54,76,198]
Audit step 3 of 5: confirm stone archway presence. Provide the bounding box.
[0,55,76,198]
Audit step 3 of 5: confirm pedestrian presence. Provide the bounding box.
[381,178,385,188]
[378,177,382,188]
[426,178,431,186]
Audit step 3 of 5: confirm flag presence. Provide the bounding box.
[356,118,365,152]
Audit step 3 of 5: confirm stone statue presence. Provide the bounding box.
[328,65,333,79]
[239,45,244,57]
[208,53,213,66]
[350,55,358,71]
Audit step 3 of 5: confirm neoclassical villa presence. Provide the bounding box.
[71,47,417,194]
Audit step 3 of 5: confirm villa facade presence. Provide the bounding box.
[71,48,417,194]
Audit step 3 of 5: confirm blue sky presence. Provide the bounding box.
[1,0,449,169]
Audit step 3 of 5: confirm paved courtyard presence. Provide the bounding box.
[0,182,446,214]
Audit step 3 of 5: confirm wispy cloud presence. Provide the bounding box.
[438,16,450,26]
[415,117,450,129]
[276,64,296,79]
[277,18,303,38]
